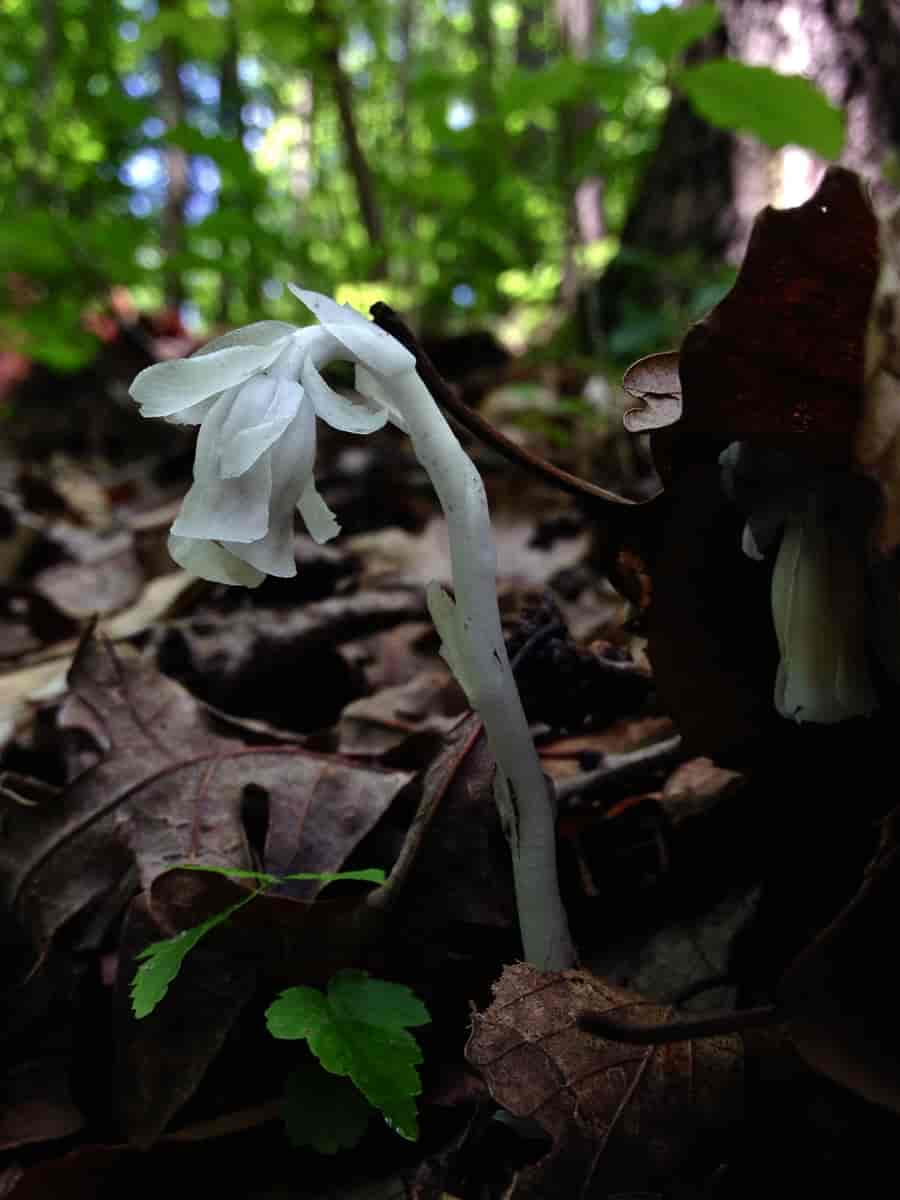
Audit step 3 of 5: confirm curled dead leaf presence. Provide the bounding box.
[466,962,742,1197]
[622,351,682,434]
[677,167,878,453]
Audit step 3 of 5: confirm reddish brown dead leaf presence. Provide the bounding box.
[466,962,742,1197]
[152,589,425,732]
[622,351,682,434]
[392,712,516,940]
[658,757,745,825]
[33,535,143,619]
[113,893,258,1146]
[0,630,411,950]
[337,668,466,759]
[342,621,440,693]
[0,587,77,660]
[677,167,879,456]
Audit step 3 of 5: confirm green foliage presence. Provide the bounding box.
[283,1061,374,1153]
[130,866,385,1019]
[131,892,257,1019]
[632,3,721,62]
[677,60,845,159]
[129,866,431,1149]
[0,0,852,368]
[267,969,430,1141]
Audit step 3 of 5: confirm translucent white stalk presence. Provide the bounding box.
[385,371,575,971]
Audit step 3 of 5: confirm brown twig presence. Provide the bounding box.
[370,302,658,519]
[554,734,683,804]
[579,1003,779,1044]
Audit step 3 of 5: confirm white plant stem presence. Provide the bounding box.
[388,371,575,971]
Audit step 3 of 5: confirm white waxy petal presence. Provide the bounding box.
[355,365,409,432]
[297,479,340,543]
[288,284,416,376]
[192,321,298,357]
[172,451,273,543]
[168,535,265,587]
[131,342,287,418]
[301,357,388,434]
[222,391,319,577]
[165,395,219,426]
[218,376,304,478]
[772,501,877,723]
[173,389,273,541]
[221,523,296,577]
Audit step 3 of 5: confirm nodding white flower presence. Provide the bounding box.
[771,491,877,724]
[721,442,879,724]
[129,286,415,585]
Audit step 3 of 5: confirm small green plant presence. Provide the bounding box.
[268,969,430,1141]
[131,865,430,1148]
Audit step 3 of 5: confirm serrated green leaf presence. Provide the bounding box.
[282,1062,372,1154]
[632,3,720,61]
[182,865,386,888]
[328,969,431,1029]
[677,60,844,158]
[266,969,430,1141]
[130,892,256,1019]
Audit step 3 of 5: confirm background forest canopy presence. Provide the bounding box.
[0,0,879,379]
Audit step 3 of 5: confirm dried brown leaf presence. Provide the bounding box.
[338,669,466,758]
[622,352,682,434]
[34,540,143,619]
[467,963,742,1197]
[0,630,411,950]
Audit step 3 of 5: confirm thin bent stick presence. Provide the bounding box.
[370,303,660,515]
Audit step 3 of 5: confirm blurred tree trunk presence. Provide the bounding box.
[159,0,188,309]
[217,12,242,322]
[556,0,605,320]
[28,0,57,203]
[471,0,496,116]
[396,0,415,285]
[517,0,548,68]
[313,0,387,278]
[592,0,900,356]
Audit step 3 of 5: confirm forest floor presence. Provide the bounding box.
[1,345,897,1199]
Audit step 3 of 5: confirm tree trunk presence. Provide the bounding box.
[313,0,387,278]
[592,0,900,356]
[159,0,188,309]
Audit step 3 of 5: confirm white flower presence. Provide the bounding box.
[129,287,415,585]
[721,442,879,723]
[771,492,877,724]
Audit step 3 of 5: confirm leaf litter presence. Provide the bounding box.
[4,177,900,1196]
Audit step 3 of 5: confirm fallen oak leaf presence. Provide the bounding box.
[466,962,742,1197]
[0,629,411,951]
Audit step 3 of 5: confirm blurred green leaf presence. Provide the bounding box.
[677,60,844,158]
[632,3,721,61]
